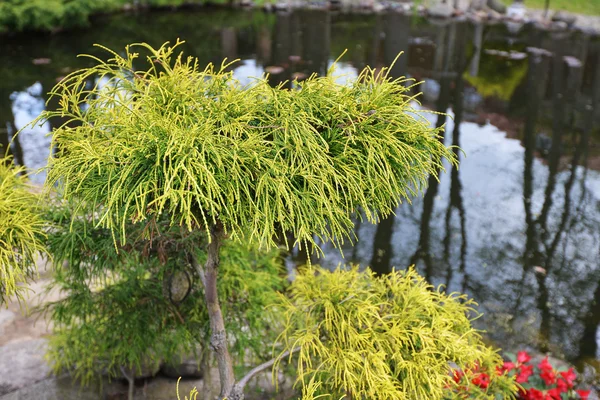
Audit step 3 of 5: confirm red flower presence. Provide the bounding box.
[497,361,515,376]
[546,388,562,400]
[576,389,591,399]
[525,388,544,400]
[540,368,556,385]
[503,361,516,371]
[471,372,490,389]
[556,378,568,393]
[516,364,534,383]
[538,357,553,372]
[559,368,577,389]
[452,369,464,383]
[517,351,531,364]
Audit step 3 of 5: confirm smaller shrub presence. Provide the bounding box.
[491,351,590,400]
[41,200,287,384]
[274,266,519,400]
[445,361,522,399]
[0,159,46,306]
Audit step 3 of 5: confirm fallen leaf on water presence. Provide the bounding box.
[265,66,284,74]
[534,266,547,275]
[32,58,51,65]
[291,72,307,80]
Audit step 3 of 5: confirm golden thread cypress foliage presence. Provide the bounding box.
[0,159,47,305]
[274,266,519,400]
[37,40,456,252]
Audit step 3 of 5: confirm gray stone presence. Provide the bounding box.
[552,10,577,25]
[273,2,289,10]
[487,0,506,14]
[428,3,453,18]
[0,310,15,335]
[506,1,526,20]
[161,351,204,379]
[0,339,51,396]
[551,21,569,31]
[120,360,161,380]
[469,0,486,11]
[487,9,503,20]
[0,375,102,400]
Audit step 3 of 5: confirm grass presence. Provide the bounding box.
[501,0,600,16]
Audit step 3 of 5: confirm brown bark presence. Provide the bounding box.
[203,221,236,399]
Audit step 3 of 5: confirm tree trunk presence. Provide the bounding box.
[120,366,135,400]
[203,222,236,399]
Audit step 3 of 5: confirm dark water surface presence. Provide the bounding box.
[1,8,600,378]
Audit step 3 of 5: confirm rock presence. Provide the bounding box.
[533,19,550,31]
[550,21,569,31]
[506,1,526,20]
[0,375,102,400]
[469,0,486,11]
[487,9,503,20]
[0,309,15,335]
[564,55,583,68]
[0,339,51,396]
[428,2,453,18]
[273,2,289,10]
[526,47,553,58]
[373,2,385,12]
[120,360,161,380]
[505,20,525,34]
[398,2,412,13]
[487,0,506,14]
[161,351,204,379]
[162,270,192,304]
[484,49,527,60]
[552,10,577,26]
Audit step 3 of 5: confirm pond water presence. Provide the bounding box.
[1,7,600,380]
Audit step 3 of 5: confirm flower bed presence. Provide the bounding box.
[449,351,593,400]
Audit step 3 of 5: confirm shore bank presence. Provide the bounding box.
[2,0,600,37]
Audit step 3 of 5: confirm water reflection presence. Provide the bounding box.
[8,82,51,185]
[1,8,599,378]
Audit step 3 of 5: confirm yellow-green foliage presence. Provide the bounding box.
[42,201,286,384]
[275,267,518,400]
[37,41,455,253]
[464,53,527,102]
[0,159,46,305]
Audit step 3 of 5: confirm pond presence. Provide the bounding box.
[1,7,599,381]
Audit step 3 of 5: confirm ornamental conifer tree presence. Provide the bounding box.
[36,40,464,399]
[0,158,47,306]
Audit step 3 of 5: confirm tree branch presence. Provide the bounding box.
[233,347,301,393]
[120,366,135,400]
[188,251,206,288]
